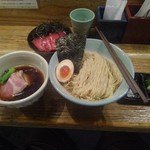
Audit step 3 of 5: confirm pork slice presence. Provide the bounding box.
[32,36,48,51]
[10,71,28,95]
[0,71,28,100]
[0,79,13,100]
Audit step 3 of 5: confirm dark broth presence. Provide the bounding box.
[0,65,44,101]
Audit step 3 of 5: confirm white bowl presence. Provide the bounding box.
[0,51,48,108]
[49,39,134,106]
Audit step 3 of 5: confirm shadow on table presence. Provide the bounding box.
[19,81,66,119]
[66,101,105,125]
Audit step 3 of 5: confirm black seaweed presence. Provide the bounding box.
[28,22,71,41]
[56,33,86,73]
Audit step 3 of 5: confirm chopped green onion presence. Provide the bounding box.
[0,67,15,84]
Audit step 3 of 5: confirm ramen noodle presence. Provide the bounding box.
[63,51,122,101]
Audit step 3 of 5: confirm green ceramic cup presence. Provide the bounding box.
[69,8,95,35]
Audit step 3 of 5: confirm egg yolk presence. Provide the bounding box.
[60,65,70,78]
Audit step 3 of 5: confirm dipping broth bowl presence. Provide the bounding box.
[0,51,48,108]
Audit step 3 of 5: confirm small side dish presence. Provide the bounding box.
[125,73,150,100]
[27,21,71,54]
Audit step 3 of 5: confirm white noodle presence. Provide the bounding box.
[63,51,122,101]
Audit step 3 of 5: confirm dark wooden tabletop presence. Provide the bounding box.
[0,0,148,132]
[0,25,150,132]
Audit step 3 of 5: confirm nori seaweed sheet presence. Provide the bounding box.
[28,21,71,42]
[56,33,86,73]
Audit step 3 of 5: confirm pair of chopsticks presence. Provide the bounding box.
[95,26,149,104]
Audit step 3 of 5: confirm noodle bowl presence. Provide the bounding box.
[63,51,122,101]
[49,38,134,106]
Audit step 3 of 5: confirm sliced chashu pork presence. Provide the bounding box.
[0,71,28,100]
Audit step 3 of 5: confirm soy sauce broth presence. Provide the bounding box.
[0,65,44,101]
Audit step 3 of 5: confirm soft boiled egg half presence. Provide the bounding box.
[55,59,74,83]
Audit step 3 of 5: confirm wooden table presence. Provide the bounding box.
[0,25,150,132]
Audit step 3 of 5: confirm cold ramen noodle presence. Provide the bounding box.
[56,51,122,101]
[0,65,44,101]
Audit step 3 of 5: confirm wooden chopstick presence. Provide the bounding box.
[95,26,149,104]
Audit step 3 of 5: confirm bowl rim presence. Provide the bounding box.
[49,38,135,106]
[0,51,48,106]
[69,8,95,23]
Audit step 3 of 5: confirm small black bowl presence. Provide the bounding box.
[27,21,71,62]
[124,73,150,101]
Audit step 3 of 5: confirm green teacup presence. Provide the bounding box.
[70,8,95,35]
